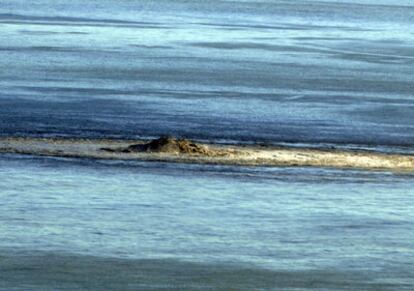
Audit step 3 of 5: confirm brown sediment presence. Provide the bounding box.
[0,136,413,171]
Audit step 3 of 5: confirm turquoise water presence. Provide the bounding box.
[1,154,414,288]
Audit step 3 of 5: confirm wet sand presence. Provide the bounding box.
[0,137,413,171]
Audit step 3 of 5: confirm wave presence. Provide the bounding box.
[0,13,167,29]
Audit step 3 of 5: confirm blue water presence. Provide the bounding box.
[1,154,414,289]
[1,0,414,289]
[1,0,414,146]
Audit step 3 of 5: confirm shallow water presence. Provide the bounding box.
[1,154,414,289]
[1,0,414,289]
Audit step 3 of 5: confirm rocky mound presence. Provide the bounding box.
[125,136,210,154]
[111,136,211,155]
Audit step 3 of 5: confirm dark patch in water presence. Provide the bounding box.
[130,44,173,50]
[0,250,410,290]
[0,13,160,26]
[0,13,169,29]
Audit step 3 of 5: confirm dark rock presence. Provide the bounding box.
[107,136,210,155]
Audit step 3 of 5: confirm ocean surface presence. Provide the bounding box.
[1,0,414,289]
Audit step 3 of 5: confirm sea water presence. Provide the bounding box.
[1,0,414,289]
[1,154,414,289]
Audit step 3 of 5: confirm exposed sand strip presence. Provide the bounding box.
[0,136,413,171]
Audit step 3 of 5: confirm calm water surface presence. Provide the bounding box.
[1,154,414,289]
[1,0,414,147]
[1,0,414,289]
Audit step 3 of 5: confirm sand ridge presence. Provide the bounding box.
[0,136,413,171]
